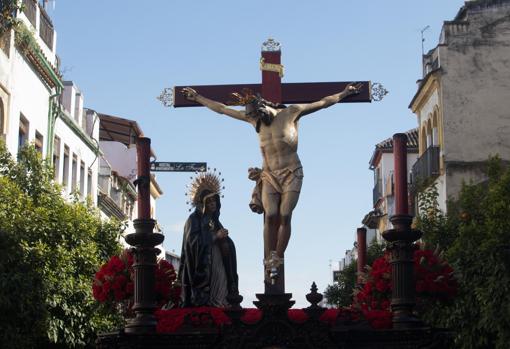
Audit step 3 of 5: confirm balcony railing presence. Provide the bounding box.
[39,7,54,49]
[22,0,37,27]
[373,179,383,207]
[411,146,440,189]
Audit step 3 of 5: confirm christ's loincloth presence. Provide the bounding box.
[248,166,304,214]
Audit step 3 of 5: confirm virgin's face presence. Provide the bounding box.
[204,197,217,214]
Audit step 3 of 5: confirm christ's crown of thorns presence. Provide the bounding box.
[227,88,258,106]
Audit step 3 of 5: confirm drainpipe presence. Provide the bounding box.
[87,111,101,170]
[37,49,64,164]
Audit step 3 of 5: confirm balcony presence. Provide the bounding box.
[373,179,383,207]
[21,0,54,51]
[39,6,54,49]
[411,146,440,189]
[22,0,37,27]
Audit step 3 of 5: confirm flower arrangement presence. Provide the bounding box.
[353,244,457,329]
[287,309,309,323]
[155,307,360,333]
[92,249,180,312]
[318,308,360,326]
[155,259,181,306]
[239,308,310,324]
[92,250,134,304]
[239,308,262,325]
[93,246,456,332]
[414,248,457,300]
[156,307,231,333]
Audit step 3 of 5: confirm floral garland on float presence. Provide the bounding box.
[155,307,360,333]
[92,245,457,332]
[353,244,457,329]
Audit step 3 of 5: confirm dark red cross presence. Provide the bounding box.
[173,41,372,107]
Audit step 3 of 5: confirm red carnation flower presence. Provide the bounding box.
[288,309,309,323]
[353,245,457,330]
[93,249,180,309]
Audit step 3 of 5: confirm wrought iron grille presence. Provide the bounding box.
[373,179,383,207]
[411,146,440,188]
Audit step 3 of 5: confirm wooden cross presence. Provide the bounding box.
[162,38,385,108]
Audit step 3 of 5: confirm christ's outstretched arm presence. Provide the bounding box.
[294,82,363,120]
[182,87,252,123]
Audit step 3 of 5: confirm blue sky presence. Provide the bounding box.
[49,0,465,307]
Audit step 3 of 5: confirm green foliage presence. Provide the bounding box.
[417,157,510,349]
[416,183,459,250]
[324,261,356,308]
[14,21,40,55]
[366,238,386,265]
[324,238,385,307]
[0,0,22,36]
[0,142,124,348]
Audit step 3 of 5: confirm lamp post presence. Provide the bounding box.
[382,133,422,328]
[124,137,164,334]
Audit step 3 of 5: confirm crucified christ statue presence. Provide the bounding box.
[182,83,362,284]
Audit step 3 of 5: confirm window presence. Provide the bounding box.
[53,136,60,180]
[71,154,78,191]
[432,111,439,146]
[18,115,29,151]
[35,131,43,154]
[87,169,92,196]
[80,161,85,197]
[426,119,433,148]
[375,167,381,184]
[0,98,4,136]
[63,145,69,188]
[420,126,427,154]
[385,171,394,196]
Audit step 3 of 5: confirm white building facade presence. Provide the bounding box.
[1,1,59,155]
[0,1,100,203]
[366,129,418,237]
[0,1,167,260]
[55,83,100,202]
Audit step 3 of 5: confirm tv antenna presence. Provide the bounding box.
[421,25,430,56]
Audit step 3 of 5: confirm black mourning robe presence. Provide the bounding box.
[178,195,238,307]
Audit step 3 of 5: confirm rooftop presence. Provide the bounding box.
[374,128,419,150]
[369,128,419,169]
